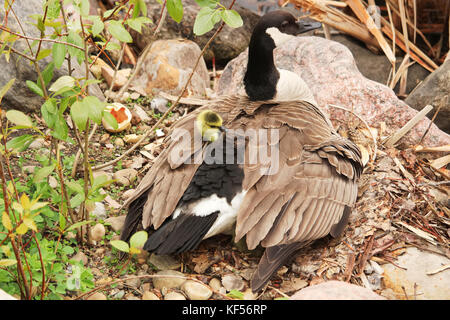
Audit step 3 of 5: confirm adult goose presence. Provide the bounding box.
[121,10,363,292]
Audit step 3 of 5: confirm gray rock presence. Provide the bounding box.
[290,281,386,300]
[0,0,104,113]
[104,215,127,232]
[133,105,151,122]
[149,253,181,271]
[113,168,138,186]
[221,273,245,292]
[164,291,186,300]
[405,58,450,133]
[217,36,450,147]
[208,278,223,291]
[132,0,260,65]
[71,251,88,265]
[382,247,450,300]
[125,277,141,289]
[181,280,213,300]
[152,270,187,290]
[130,39,209,98]
[87,292,107,300]
[330,35,430,96]
[142,291,160,300]
[150,97,169,114]
[89,202,107,220]
[29,138,46,150]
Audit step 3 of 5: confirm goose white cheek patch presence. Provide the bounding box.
[266,27,294,47]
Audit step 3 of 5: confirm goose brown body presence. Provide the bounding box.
[121,95,362,292]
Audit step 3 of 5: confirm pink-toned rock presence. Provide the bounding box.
[217,36,450,148]
[130,39,209,98]
[290,281,386,300]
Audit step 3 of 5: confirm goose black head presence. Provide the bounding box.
[244,10,321,101]
[196,110,225,142]
[250,10,321,49]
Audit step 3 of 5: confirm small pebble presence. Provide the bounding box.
[142,291,160,300]
[90,223,106,241]
[164,291,186,300]
[181,280,213,300]
[87,292,107,300]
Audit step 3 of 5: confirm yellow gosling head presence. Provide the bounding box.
[196,110,225,142]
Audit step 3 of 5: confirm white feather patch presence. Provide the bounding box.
[171,191,247,239]
[275,68,317,105]
[266,27,294,47]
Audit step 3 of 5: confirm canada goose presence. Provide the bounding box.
[121,10,363,293]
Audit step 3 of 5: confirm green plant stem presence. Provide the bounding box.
[9,235,30,299]
[59,0,72,76]
[56,143,76,224]
[92,0,237,171]
[33,5,49,100]
[82,119,92,245]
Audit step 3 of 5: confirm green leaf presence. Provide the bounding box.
[70,100,89,131]
[6,135,34,152]
[108,20,132,43]
[65,220,93,232]
[227,289,244,300]
[0,259,17,267]
[6,110,33,127]
[132,0,147,19]
[220,9,243,28]
[36,48,52,61]
[167,0,183,23]
[33,164,56,183]
[52,114,69,141]
[26,80,44,97]
[130,231,148,249]
[105,41,121,52]
[110,240,130,253]
[195,0,218,8]
[69,193,85,208]
[127,17,152,33]
[193,7,215,35]
[79,0,90,16]
[66,181,84,194]
[52,41,66,69]
[41,98,58,128]
[91,16,104,37]
[67,30,84,64]
[102,110,118,130]
[0,78,14,104]
[41,62,55,88]
[91,174,113,191]
[49,75,75,92]
[2,211,12,231]
[46,0,61,21]
[84,96,104,125]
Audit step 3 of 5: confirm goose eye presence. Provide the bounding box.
[280,21,288,29]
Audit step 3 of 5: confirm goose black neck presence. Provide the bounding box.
[244,31,279,101]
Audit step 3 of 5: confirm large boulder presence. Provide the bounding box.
[217,36,450,147]
[130,0,260,65]
[405,58,450,134]
[0,0,104,113]
[130,39,210,98]
[290,281,386,300]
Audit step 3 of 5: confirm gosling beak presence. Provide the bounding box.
[296,20,322,34]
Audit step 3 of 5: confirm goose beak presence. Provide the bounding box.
[296,20,322,34]
[219,126,227,133]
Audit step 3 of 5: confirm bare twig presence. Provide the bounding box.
[92,0,237,171]
[383,105,433,147]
